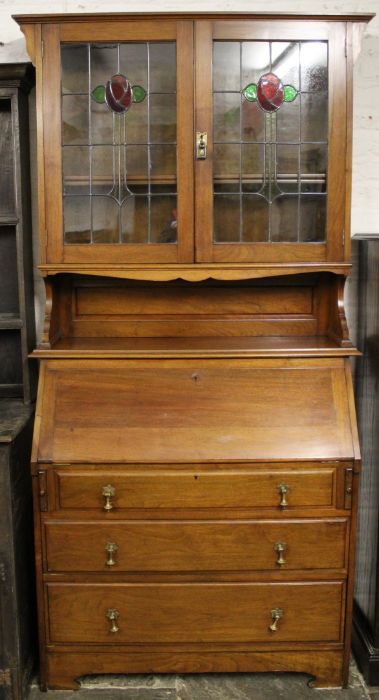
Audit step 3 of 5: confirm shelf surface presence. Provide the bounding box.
[0,399,34,442]
[0,314,23,329]
[31,335,360,359]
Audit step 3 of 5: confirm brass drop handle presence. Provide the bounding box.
[269,607,283,632]
[105,542,118,567]
[106,608,119,633]
[274,541,287,567]
[196,131,207,159]
[278,483,289,509]
[102,484,116,511]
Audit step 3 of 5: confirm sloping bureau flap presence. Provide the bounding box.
[36,358,355,463]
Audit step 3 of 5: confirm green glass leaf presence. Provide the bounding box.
[283,84,298,103]
[243,83,257,102]
[91,85,106,104]
[132,85,147,103]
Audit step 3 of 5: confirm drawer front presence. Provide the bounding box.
[47,582,344,644]
[44,519,348,573]
[55,466,337,511]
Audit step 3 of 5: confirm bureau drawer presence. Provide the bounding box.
[54,465,338,511]
[44,519,348,573]
[47,582,344,644]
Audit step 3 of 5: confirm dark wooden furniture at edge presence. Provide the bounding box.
[351,234,379,685]
[13,11,373,691]
[0,63,37,700]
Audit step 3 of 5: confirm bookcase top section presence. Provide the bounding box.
[13,12,375,24]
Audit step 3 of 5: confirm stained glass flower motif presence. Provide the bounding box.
[91,73,146,114]
[243,72,298,112]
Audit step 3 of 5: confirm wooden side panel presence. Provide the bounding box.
[42,24,63,264]
[326,23,347,262]
[36,358,354,463]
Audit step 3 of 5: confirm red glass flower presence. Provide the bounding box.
[92,74,147,113]
[105,74,132,113]
[257,73,284,112]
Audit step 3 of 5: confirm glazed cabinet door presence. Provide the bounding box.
[195,20,347,263]
[42,20,194,264]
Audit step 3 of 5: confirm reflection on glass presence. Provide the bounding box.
[91,45,118,91]
[242,144,264,193]
[271,42,299,90]
[150,43,176,93]
[150,94,176,143]
[242,195,269,241]
[276,145,299,194]
[214,195,240,242]
[150,145,177,193]
[119,43,148,89]
[63,196,91,243]
[301,42,328,92]
[91,146,113,195]
[150,195,177,243]
[121,196,149,243]
[299,195,326,241]
[125,146,149,194]
[214,93,241,142]
[241,42,270,89]
[271,196,299,241]
[63,146,90,194]
[301,144,327,193]
[214,144,240,193]
[92,196,119,243]
[242,100,265,142]
[213,42,240,91]
[61,44,88,94]
[62,95,88,145]
[301,93,328,142]
[276,100,300,142]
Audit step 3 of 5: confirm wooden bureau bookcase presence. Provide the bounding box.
[14,11,372,690]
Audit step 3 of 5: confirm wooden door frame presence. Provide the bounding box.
[194,20,347,264]
[42,20,194,265]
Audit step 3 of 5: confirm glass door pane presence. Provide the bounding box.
[212,39,328,245]
[61,41,178,246]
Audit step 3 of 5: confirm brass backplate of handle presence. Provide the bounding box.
[278,483,289,509]
[106,608,119,633]
[269,607,283,632]
[105,542,118,567]
[102,484,115,511]
[196,131,207,159]
[274,541,287,567]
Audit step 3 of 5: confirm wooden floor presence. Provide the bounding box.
[27,660,377,700]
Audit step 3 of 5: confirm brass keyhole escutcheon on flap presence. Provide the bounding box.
[274,541,287,567]
[106,608,119,633]
[269,607,283,632]
[278,483,289,509]
[102,484,116,511]
[196,131,207,159]
[105,542,118,567]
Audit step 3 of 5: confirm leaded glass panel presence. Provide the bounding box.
[213,40,328,244]
[61,42,177,245]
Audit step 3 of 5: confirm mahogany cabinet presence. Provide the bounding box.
[14,11,372,690]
